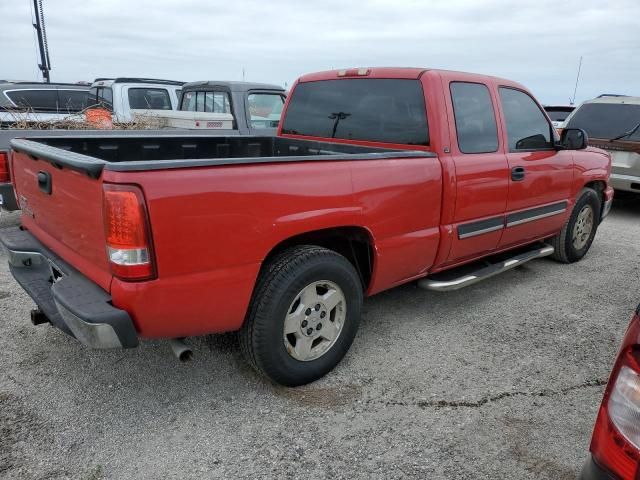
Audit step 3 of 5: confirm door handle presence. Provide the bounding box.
[511,166,526,181]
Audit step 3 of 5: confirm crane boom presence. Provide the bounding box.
[32,0,51,82]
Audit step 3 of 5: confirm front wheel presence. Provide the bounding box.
[239,245,363,386]
[550,187,601,263]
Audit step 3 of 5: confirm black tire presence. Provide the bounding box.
[550,187,601,263]
[239,245,363,386]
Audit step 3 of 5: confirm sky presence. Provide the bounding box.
[1,0,638,105]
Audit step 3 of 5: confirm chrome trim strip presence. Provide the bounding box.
[506,208,566,227]
[458,224,504,239]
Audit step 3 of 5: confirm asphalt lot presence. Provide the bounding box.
[1,198,639,480]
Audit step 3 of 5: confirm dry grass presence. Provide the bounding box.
[1,107,162,130]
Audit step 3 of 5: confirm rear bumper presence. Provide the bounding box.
[579,457,616,480]
[0,226,138,348]
[610,172,640,194]
[0,183,18,211]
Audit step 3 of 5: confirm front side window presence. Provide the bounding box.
[248,93,285,128]
[57,90,88,112]
[499,87,552,151]
[5,90,58,112]
[450,82,498,154]
[281,79,429,145]
[128,88,172,110]
[181,91,231,113]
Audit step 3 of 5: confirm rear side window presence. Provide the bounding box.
[57,90,88,112]
[499,87,552,151]
[181,91,231,113]
[281,79,429,145]
[128,88,172,110]
[450,82,498,154]
[566,103,640,141]
[5,90,58,112]
[248,93,285,128]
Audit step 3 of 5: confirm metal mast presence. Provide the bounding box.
[32,0,51,82]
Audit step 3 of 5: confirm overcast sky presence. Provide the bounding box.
[1,0,638,104]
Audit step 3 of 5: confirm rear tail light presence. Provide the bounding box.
[0,152,9,183]
[590,315,640,479]
[102,184,156,281]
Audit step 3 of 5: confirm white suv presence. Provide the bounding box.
[564,95,640,195]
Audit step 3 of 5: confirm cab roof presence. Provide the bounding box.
[297,67,523,88]
[181,80,285,93]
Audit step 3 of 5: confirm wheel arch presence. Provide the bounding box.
[584,179,606,213]
[261,226,376,292]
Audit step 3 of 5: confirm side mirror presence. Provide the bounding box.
[559,128,588,150]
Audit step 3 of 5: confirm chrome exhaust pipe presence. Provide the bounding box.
[168,338,193,362]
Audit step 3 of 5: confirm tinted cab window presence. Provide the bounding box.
[499,88,552,151]
[282,79,428,145]
[450,82,499,153]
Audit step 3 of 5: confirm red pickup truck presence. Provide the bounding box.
[0,68,613,386]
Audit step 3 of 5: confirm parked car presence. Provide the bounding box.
[581,303,640,480]
[0,82,89,126]
[0,67,612,386]
[564,95,640,196]
[168,81,286,134]
[544,105,575,130]
[88,78,184,122]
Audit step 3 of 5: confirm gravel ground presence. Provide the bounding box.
[1,198,639,480]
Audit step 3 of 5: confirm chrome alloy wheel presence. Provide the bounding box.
[283,280,346,362]
[572,204,594,250]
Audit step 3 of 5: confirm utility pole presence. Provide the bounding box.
[32,0,51,82]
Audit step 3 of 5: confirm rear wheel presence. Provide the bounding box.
[550,187,601,263]
[239,245,363,386]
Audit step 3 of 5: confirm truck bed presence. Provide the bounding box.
[10,136,433,177]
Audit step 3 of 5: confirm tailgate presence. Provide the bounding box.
[10,150,112,291]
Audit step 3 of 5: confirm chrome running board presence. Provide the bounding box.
[418,244,554,292]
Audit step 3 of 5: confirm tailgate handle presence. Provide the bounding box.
[37,171,52,195]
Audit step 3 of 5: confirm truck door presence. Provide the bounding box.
[496,87,573,248]
[444,81,510,264]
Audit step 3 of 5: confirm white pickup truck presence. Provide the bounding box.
[88,77,184,122]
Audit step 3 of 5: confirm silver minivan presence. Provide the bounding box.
[564,95,640,195]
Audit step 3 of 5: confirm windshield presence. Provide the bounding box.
[566,103,640,141]
[281,79,429,145]
[544,107,574,122]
